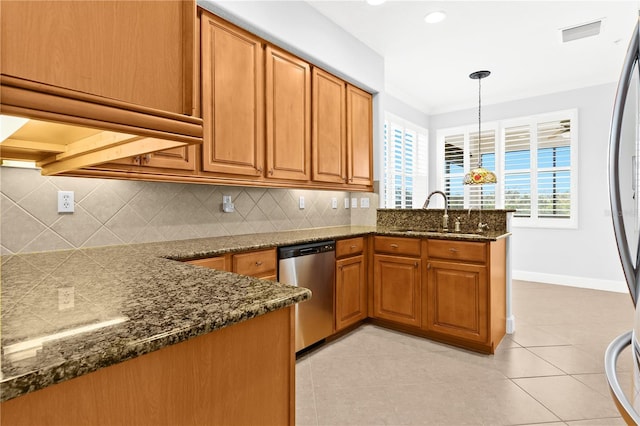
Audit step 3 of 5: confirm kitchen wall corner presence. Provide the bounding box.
[0,167,352,254]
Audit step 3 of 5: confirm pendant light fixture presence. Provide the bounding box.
[464,70,497,185]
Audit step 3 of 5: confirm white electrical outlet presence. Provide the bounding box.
[222,195,235,213]
[57,191,74,213]
[344,198,350,209]
[360,197,370,208]
[331,197,338,209]
[351,197,358,209]
[299,196,305,209]
[58,287,75,310]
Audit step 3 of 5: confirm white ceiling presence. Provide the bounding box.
[307,1,640,115]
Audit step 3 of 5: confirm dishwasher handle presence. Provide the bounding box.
[299,247,320,256]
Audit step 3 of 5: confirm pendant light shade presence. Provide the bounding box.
[463,70,497,185]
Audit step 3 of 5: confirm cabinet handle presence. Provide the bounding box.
[269,169,274,175]
[390,244,399,249]
[255,261,263,266]
[414,262,419,268]
[339,265,343,270]
[427,263,431,269]
[449,248,458,253]
[142,154,151,164]
[350,245,357,249]
[133,156,141,165]
[257,167,263,174]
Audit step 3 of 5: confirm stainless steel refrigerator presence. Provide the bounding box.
[606,13,640,424]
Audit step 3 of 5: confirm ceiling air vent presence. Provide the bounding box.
[561,19,602,43]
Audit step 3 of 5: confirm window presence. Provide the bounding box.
[437,109,578,228]
[383,114,428,209]
[441,125,498,210]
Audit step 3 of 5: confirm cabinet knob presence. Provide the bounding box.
[133,156,141,165]
[142,154,151,164]
[390,244,399,249]
[449,248,458,253]
[427,263,431,269]
[255,261,263,266]
[269,169,274,175]
[414,262,419,268]
[350,245,357,249]
[257,167,263,174]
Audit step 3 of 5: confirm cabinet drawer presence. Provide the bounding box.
[427,240,486,263]
[336,237,364,258]
[233,248,277,278]
[186,256,228,271]
[373,236,421,257]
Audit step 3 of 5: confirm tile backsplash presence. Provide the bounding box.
[1,167,377,254]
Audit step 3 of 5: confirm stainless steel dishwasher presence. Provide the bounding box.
[278,240,335,352]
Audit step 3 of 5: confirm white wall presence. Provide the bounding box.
[430,83,627,292]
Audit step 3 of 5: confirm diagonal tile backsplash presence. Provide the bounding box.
[0,167,376,254]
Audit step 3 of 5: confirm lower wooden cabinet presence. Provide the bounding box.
[426,260,488,343]
[186,255,229,271]
[0,307,295,426]
[336,254,366,330]
[423,238,506,353]
[372,254,421,327]
[232,248,277,279]
[184,248,277,280]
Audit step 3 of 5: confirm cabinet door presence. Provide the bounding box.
[373,254,421,327]
[427,260,488,343]
[312,68,346,184]
[265,46,311,181]
[346,85,373,186]
[200,12,264,177]
[336,255,367,330]
[1,0,195,115]
[110,145,196,173]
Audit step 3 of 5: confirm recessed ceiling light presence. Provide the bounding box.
[366,0,386,5]
[424,11,447,24]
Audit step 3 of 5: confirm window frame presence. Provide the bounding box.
[436,109,578,229]
[382,113,429,209]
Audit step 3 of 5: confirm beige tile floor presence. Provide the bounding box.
[295,280,636,425]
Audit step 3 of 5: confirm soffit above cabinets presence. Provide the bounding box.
[0,76,203,175]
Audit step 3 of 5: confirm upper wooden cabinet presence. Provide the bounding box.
[0,0,202,174]
[200,11,264,177]
[265,46,311,182]
[1,1,195,114]
[312,68,347,184]
[346,85,373,187]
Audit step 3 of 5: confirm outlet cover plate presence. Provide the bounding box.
[57,191,74,213]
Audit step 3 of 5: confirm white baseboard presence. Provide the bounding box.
[513,270,628,293]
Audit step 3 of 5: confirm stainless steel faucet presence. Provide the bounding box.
[423,190,449,232]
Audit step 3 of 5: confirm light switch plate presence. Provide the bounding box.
[351,197,358,209]
[331,197,338,209]
[360,197,370,208]
[344,198,350,209]
[299,196,305,209]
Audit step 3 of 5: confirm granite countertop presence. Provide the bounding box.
[0,224,509,402]
[0,226,373,402]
